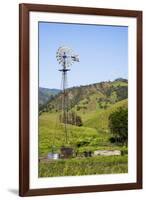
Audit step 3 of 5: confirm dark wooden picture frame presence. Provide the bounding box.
[19,3,142,197]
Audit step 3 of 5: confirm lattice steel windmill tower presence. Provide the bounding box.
[56,46,79,144]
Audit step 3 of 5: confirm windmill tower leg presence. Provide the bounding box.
[62,68,68,144]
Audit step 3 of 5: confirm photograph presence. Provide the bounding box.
[38,22,128,177]
[19,4,142,196]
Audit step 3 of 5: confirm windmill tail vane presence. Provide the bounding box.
[71,55,79,62]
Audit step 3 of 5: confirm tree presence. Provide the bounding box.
[108,107,128,145]
[60,111,83,126]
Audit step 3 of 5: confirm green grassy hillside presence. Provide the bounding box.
[44,79,128,114]
[39,79,128,177]
[84,99,128,131]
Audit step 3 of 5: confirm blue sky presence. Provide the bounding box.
[39,22,128,89]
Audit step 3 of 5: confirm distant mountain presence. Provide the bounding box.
[114,78,128,83]
[39,87,61,106]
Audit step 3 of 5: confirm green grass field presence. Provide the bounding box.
[39,155,128,177]
[39,97,128,177]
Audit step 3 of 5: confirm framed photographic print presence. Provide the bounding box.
[19,3,142,196]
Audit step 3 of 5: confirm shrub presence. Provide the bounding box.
[121,149,128,155]
[109,137,116,143]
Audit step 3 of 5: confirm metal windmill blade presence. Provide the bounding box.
[56,46,79,67]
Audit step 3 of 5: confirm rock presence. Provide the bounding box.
[94,150,121,156]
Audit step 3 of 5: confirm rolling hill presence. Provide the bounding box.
[39,78,128,177]
[44,78,128,114]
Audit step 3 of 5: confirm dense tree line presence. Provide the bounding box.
[60,111,83,126]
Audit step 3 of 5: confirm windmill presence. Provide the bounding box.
[56,46,79,158]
